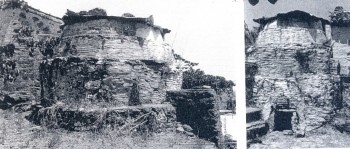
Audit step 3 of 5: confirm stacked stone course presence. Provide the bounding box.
[247,10,336,136]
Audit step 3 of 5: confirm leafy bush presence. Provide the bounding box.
[122,13,135,17]
[87,8,107,16]
[329,6,350,26]
[182,68,235,91]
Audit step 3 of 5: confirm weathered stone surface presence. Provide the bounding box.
[0,5,62,105]
[246,108,268,142]
[182,124,193,132]
[217,87,235,111]
[176,126,184,133]
[27,104,176,132]
[254,11,330,47]
[332,42,350,75]
[56,18,174,64]
[332,26,350,44]
[38,15,184,108]
[167,89,223,146]
[39,57,172,108]
[247,43,336,134]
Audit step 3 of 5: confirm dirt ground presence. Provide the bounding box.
[249,125,350,149]
[0,109,216,149]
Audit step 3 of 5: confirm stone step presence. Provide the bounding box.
[246,107,262,123]
[247,120,268,141]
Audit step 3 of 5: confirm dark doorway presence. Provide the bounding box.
[274,111,293,131]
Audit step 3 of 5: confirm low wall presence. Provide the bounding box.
[27,104,176,132]
[166,89,223,146]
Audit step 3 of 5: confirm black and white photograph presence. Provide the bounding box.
[0,0,240,148]
[245,0,350,148]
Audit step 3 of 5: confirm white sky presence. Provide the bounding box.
[25,0,243,82]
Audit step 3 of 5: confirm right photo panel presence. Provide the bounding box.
[245,0,350,148]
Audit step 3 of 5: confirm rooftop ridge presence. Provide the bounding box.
[62,14,170,34]
[253,10,330,25]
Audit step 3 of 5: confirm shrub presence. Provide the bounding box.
[182,68,235,90]
[87,8,107,16]
[329,6,350,26]
[122,13,135,17]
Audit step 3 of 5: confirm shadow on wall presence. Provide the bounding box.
[166,89,223,147]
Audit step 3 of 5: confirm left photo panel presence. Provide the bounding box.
[0,0,241,148]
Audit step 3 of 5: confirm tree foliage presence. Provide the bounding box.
[248,0,278,6]
[329,6,350,26]
[182,68,235,91]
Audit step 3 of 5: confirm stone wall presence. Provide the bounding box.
[0,6,62,104]
[166,89,223,146]
[39,16,183,108]
[340,77,350,107]
[27,103,176,132]
[246,44,335,134]
[56,19,174,64]
[256,19,328,46]
[332,26,350,45]
[332,42,350,75]
[40,57,171,108]
[217,87,235,110]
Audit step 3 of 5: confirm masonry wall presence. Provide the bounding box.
[256,19,328,46]
[217,87,235,110]
[40,57,171,108]
[246,44,335,133]
[0,7,62,103]
[167,89,223,146]
[40,18,182,108]
[332,42,350,75]
[56,19,174,64]
[28,103,176,132]
[332,26,350,45]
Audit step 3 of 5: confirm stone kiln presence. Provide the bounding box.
[0,3,225,147]
[40,12,183,108]
[247,10,336,136]
[254,10,331,46]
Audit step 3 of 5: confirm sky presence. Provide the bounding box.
[245,0,350,28]
[25,0,244,82]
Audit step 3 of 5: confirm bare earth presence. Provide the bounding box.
[249,125,350,149]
